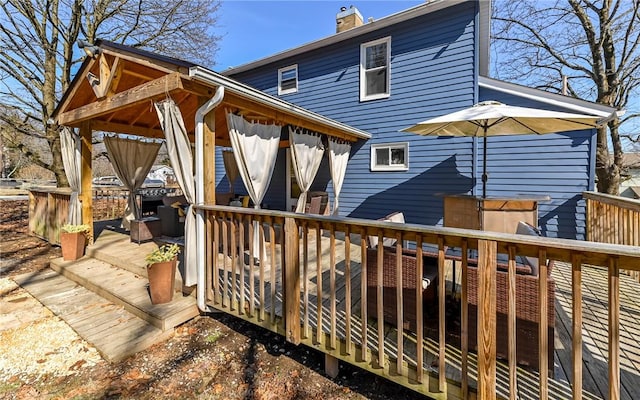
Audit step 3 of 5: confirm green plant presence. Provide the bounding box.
[61,224,90,234]
[145,243,180,265]
[60,224,92,242]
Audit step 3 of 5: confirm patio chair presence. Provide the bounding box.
[306,196,323,214]
[367,211,406,248]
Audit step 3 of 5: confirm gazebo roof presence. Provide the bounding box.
[53,40,370,144]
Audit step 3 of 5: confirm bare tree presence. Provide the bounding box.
[492,0,640,194]
[0,0,221,186]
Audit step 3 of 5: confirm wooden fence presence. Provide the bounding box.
[197,205,640,400]
[584,191,640,282]
[28,187,128,245]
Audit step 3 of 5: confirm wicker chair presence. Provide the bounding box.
[366,246,439,332]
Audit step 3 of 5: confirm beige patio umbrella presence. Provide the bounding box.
[401,101,603,198]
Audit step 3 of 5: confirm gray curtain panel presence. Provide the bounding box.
[104,135,160,230]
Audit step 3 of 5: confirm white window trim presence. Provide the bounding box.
[370,142,408,171]
[278,64,298,95]
[360,36,391,102]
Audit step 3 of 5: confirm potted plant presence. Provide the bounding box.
[60,224,91,261]
[145,243,180,304]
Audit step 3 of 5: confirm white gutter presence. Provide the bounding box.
[195,86,225,313]
[188,66,370,140]
[478,76,625,121]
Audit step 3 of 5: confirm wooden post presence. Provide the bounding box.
[539,249,548,400]
[283,217,301,344]
[202,101,216,206]
[477,239,497,400]
[325,354,339,378]
[609,258,620,400]
[79,121,93,243]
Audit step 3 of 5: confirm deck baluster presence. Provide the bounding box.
[572,254,583,400]
[609,257,620,400]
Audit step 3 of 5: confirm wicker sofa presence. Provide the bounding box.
[466,258,555,375]
[366,246,439,332]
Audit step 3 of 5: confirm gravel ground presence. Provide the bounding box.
[0,278,103,382]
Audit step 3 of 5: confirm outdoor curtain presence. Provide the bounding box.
[222,149,239,194]
[226,112,281,257]
[226,112,281,209]
[154,99,197,286]
[60,127,82,225]
[288,127,324,213]
[104,135,160,230]
[328,139,351,215]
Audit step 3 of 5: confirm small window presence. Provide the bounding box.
[371,142,408,171]
[360,37,391,101]
[278,65,298,95]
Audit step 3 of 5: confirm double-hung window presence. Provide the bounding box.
[360,37,391,101]
[370,142,408,171]
[278,65,298,95]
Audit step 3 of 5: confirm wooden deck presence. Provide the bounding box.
[210,231,640,399]
[14,226,199,362]
[552,262,640,400]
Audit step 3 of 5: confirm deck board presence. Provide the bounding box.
[552,262,640,400]
[14,270,174,362]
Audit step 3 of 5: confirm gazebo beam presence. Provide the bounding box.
[90,121,165,138]
[222,93,360,142]
[57,73,184,125]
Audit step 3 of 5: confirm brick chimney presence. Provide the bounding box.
[336,6,363,33]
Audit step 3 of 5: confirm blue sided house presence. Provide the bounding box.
[217,0,617,240]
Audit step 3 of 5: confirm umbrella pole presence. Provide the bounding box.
[482,129,488,198]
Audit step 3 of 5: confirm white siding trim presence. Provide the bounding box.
[278,64,298,95]
[360,36,391,102]
[479,76,618,118]
[370,142,409,171]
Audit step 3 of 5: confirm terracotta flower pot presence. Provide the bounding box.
[147,259,177,304]
[60,231,87,261]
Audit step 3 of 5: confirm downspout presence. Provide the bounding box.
[195,86,225,313]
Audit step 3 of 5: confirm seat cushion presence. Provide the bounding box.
[368,212,405,248]
[515,221,542,276]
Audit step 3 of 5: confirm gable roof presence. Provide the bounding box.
[53,40,370,142]
[223,0,487,75]
[479,76,620,119]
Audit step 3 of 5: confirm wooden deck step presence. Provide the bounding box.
[13,269,177,362]
[86,228,161,278]
[86,228,186,292]
[50,256,199,331]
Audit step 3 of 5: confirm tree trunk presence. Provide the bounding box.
[595,122,624,195]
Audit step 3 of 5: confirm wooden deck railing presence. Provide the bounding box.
[28,187,129,244]
[584,191,640,282]
[196,204,640,400]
